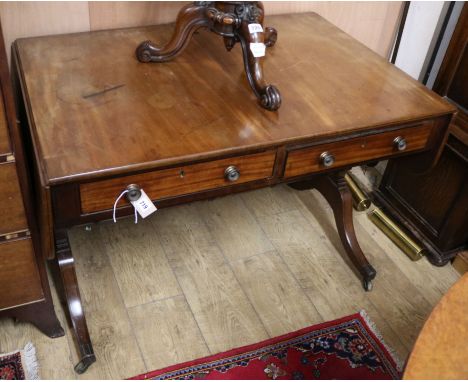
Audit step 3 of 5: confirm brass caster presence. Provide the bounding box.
[74,355,96,374]
[363,279,373,292]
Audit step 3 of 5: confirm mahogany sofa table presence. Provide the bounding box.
[13,13,454,373]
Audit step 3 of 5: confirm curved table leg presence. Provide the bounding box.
[55,230,96,374]
[236,19,281,111]
[136,3,209,63]
[289,172,377,291]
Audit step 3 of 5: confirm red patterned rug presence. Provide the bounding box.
[131,311,402,380]
[0,343,39,380]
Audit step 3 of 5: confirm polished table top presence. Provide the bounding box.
[15,13,453,185]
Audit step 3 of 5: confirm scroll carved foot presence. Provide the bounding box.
[289,172,377,291]
[237,20,281,111]
[55,230,96,374]
[136,3,209,63]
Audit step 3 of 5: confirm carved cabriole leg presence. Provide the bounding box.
[54,230,96,374]
[136,1,281,111]
[136,3,209,63]
[236,12,281,110]
[289,172,377,291]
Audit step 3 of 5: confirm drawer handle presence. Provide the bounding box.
[393,136,407,151]
[126,184,142,201]
[320,151,335,167]
[224,165,240,182]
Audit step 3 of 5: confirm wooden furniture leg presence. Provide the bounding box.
[136,1,281,111]
[289,172,377,291]
[54,230,96,374]
[236,10,281,110]
[9,299,64,338]
[136,3,209,63]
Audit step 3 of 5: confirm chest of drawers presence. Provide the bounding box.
[0,21,63,338]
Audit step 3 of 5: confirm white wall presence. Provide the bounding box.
[395,1,446,80]
[426,1,464,88]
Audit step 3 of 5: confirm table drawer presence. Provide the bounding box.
[80,150,276,214]
[0,238,43,310]
[284,122,433,178]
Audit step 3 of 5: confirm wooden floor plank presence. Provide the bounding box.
[230,250,323,336]
[196,195,274,261]
[241,184,304,218]
[1,186,460,379]
[256,207,408,358]
[296,189,456,349]
[100,218,181,308]
[0,272,75,379]
[357,212,460,305]
[128,295,210,372]
[152,204,269,354]
[352,168,459,301]
[67,226,147,379]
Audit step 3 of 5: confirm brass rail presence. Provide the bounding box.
[368,208,425,261]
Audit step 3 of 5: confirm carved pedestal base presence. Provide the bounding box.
[289,171,377,291]
[136,1,281,111]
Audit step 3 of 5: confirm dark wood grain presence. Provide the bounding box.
[14,13,454,186]
[0,238,43,309]
[80,150,276,214]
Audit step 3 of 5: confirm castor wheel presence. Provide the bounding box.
[363,280,373,291]
[74,354,96,374]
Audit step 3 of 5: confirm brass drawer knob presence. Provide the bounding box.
[393,136,407,151]
[224,165,240,182]
[126,184,142,201]
[320,151,335,167]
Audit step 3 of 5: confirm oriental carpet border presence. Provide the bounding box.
[130,311,402,380]
[0,342,39,380]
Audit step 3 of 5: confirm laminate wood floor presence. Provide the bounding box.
[0,179,460,379]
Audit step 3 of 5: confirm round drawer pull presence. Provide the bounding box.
[393,136,407,151]
[126,184,142,201]
[320,151,335,167]
[224,165,240,182]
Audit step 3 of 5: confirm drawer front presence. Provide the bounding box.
[284,122,433,179]
[0,162,28,234]
[81,150,276,214]
[0,238,43,310]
